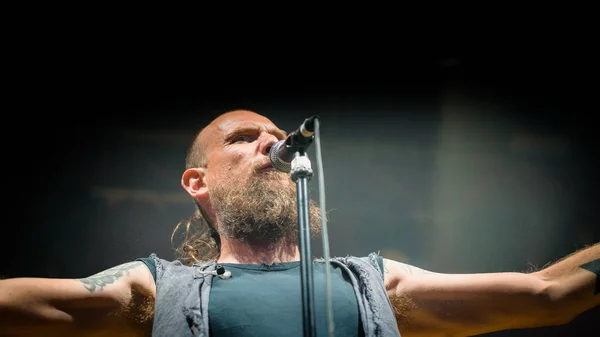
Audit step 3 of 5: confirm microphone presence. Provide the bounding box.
[269,115,319,173]
[198,264,232,279]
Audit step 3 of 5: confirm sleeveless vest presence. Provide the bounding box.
[148,252,401,337]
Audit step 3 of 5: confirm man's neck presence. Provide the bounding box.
[217,236,300,265]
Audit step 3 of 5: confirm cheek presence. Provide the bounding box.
[214,149,247,174]
[228,151,246,170]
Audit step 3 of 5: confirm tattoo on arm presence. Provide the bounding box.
[580,259,599,295]
[78,261,141,293]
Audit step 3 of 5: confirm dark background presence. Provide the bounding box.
[2,47,599,336]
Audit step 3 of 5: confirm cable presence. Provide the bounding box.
[314,118,334,337]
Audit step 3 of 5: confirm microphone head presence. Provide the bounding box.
[219,270,232,279]
[303,115,319,133]
[269,140,291,173]
[215,264,232,279]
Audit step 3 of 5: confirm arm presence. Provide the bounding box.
[0,261,156,337]
[383,242,600,337]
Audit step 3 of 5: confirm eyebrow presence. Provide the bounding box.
[224,124,287,141]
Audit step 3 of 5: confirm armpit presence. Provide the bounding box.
[121,287,155,334]
[388,292,417,329]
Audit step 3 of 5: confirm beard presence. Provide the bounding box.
[209,169,322,244]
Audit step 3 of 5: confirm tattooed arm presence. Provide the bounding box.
[0,261,156,337]
[383,242,600,337]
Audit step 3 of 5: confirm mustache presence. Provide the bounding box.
[253,160,276,173]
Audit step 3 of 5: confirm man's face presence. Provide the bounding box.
[202,110,289,189]
[200,110,321,243]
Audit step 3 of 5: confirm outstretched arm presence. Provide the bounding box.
[0,261,156,337]
[383,242,600,337]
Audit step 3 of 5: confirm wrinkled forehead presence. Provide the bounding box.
[199,111,287,147]
[218,119,286,136]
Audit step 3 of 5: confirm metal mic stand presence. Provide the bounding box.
[290,147,316,337]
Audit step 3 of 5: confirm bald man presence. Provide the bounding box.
[1,110,599,337]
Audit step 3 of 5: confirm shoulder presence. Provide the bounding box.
[381,258,437,291]
[382,258,436,277]
[135,254,188,280]
[316,252,387,279]
[137,254,219,287]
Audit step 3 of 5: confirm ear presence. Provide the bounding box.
[181,167,209,200]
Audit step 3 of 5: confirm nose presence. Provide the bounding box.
[259,133,279,156]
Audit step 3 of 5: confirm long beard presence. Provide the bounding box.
[210,170,322,244]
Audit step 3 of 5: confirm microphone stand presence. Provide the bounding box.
[290,147,316,337]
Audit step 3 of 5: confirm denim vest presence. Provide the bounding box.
[148,252,401,337]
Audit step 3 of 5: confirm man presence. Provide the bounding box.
[0,109,598,337]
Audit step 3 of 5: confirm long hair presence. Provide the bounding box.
[171,127,221,265]
[171,206,221,265]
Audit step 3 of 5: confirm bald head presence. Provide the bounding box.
[186,109,286,169]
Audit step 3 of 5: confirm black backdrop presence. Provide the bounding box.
[3,53,599,336]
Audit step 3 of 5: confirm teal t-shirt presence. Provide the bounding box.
[138,257,383,337]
